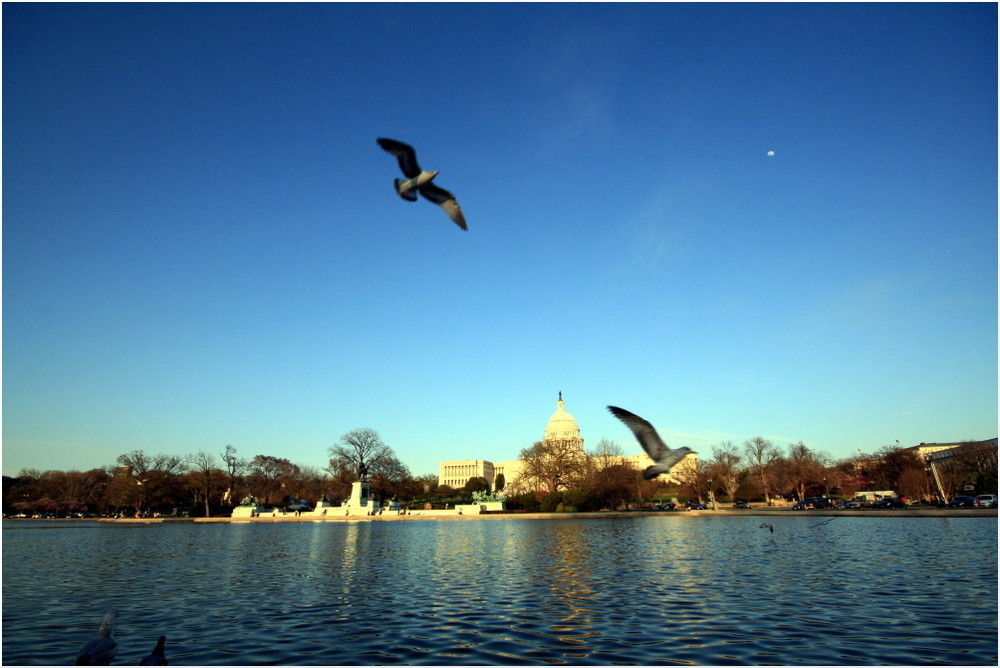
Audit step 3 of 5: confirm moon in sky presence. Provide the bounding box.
[767,150,775,157]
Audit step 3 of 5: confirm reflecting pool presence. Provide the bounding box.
[2,515,996,665]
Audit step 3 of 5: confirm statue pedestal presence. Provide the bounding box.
[337,480,380,514]
[346,481,370,508]
[231,505,267,518]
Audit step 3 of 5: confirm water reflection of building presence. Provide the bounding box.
[438,392,698,491]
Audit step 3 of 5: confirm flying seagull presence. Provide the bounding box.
[139,635,168,665]
[376,138,467,230]
[75,610,118,666]
[607,406,695,480]
[808,517,838,529]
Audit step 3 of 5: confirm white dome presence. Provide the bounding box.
[544,392,582,442]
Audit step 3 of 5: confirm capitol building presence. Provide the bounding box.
[438,393,697,492]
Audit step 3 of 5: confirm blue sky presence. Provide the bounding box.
[3,3,997,479]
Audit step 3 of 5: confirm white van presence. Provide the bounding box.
[974,494,997,508]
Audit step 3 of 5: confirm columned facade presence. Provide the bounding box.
[439,459,495,489]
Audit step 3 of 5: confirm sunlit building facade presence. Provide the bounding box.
[438,392,697,491]
[438,459,495,489]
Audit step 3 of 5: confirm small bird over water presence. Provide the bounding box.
[376,138,467,230]
[607,406,695,480]
[75,609,118,665]
[139,635,168,665]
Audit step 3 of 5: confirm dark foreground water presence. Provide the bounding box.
[2,515,996,665]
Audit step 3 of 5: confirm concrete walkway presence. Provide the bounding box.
[180,506,997,522]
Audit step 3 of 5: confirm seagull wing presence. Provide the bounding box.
[376,138,422,178]
[420,183,467,230]
[608,406,670,461]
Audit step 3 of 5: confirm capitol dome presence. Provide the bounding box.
[544,392,584,448]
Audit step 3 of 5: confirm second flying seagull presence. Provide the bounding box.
[376,138,467,230]
[608,406,695,480]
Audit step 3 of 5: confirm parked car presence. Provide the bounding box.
[652,503,676,511]
[733,500,753,509]
[948,496,977,507]
[974,494,997,508]
[791,501,814,510]
[841,499,865,509]
[872,497,908,509]
[805,497,835,509]
[685,502,708,510]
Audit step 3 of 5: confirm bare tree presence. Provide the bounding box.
[592,463,639,510]
[587,439,638,509]
[416,473,439,495]
[115,450,187,516]
[867,446,925,492]
[515,440,591,494]
[284,465,328,502]
[710,441,742,504]
[743,436,781,505]
[329,428,393,480]
[588,438,625,460]
[187,450,219,517]
[366,455,411,501]
[220,444,246,505]
[896,466,932,501]
[246,455,299,505]
[672,456,711,503]
[783,441,826,502]
[323,458,355,503]
[59,469,112,513]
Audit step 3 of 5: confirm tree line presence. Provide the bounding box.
[476,435,997,511]
[4,428,996,517]
[2,429,429,518]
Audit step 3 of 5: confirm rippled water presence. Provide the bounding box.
[2,515,996,665]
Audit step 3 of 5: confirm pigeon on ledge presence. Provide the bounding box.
[607,406,695,480]
[376,138,467,230]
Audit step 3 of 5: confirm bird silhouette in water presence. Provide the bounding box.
[759,523,774,533]
[75,610,118,665]
[607,406,695,479]
[376,138,467,230]
[139,635,168,665]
